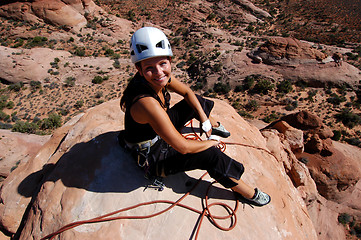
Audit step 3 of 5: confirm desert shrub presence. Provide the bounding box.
[13,38,24,48]
[306,90,317,102]
[262,112,279,123]
[212,63,222,72]
[0,111,10,122]
[58,108,69,116]
[95,91,103,98]
[277,80,293,93]
[127,10,136,21]
[26,36,48,48]
[30,80,41,91]
[113,59,120,69]
[338,213,353,226]
[40,113,62,130]
[213,82,231,94]
[104,48,114,57]
[74,47,85,56]
[12,120,38,134]
[8,82,23,91]
[0,95,8,110]
[350,223,361,238]
[0,122,12,129]
[242,75,256,90]
[327,93,346,106]
[64,76,76,87]
[234,85,244,92]
[74,100,83,109]
[92,75,108,84]
[285,100,298,111]
[250,79,274,95]
[335,108,361,128]
[6,101,14,109]
[244,100,259,112]
[238,110,254,119]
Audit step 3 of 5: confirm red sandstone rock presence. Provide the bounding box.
[259,37,327,61]
[0,129,50,178]
[0,0,100,32]
[0,96,318,239]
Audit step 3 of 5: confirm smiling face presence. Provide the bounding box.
[136,56,172,92]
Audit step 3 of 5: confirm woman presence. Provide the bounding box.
[120,27,270,206]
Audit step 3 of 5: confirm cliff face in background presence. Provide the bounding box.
[0,0,99,32]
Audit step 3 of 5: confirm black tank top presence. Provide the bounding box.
[122,73,170,143]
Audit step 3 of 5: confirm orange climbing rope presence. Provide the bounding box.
[40,172,239,240]
[40,120,276,240]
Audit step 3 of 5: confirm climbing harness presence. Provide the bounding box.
[40,120,277,240]
[124,135,160,168]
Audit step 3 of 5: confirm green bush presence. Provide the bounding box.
[285,100,298,111]
[335,108,361,128]
[277,80,293,93]
[0,122,12,129]
[6,101,14,109]
[12,120,38,134]
[64,77,76,87]
[113,59,120,69]
[327,93,346,106]
[74,47,86,56]
[0,110,10,122]
[92,75,108,84]
[104,48,114,56]
[213,82,231,94]
[8,82,23,92]
[262,112,280,123]
[40,113,62,130]
[338,213,353,226]
[238,110,254,119]
[307,90,317,102]
[0,95,8,110]
[244,100,259,112]
[26,36,48,48]
[251,79,274,95]
[30,80,41,91]
[74,100,83,109]
[243,75,256,90]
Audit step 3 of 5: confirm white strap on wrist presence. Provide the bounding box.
[201,119,212,132]
[208,135,220,141]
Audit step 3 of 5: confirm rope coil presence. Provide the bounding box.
[41,120,276,240]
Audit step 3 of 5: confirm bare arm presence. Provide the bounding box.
[167,75,211,136]
[130,97,218,154]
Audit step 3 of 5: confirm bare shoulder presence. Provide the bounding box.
[130,97,165,124]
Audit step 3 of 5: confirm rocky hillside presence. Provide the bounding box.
[0,0,361,239]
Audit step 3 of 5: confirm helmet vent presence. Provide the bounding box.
[136,44,148,53]
[156,40,165,49]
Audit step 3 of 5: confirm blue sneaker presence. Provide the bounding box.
[212,122,231,138]
[235,188,271,207]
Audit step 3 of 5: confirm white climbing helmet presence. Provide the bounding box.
[130,27,173,63]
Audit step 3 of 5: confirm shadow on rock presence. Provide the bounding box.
[18,131,235,200]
